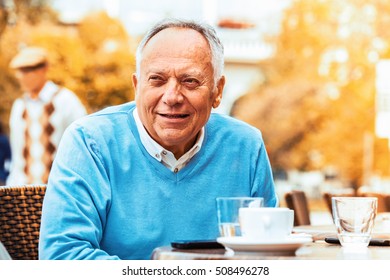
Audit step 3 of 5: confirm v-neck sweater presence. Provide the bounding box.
[39,101,277,260]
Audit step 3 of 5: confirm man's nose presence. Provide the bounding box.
[162,79,184,106]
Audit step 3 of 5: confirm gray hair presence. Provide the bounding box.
[135,18,224,82]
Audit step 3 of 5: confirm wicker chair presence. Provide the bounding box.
[360,192,390,213]
[0,185,47,260]
[284,190,311,226]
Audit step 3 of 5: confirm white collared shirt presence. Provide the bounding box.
[133,108,204,173]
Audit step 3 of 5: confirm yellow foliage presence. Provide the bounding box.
[233,0,390,188]
[0,10,135,127]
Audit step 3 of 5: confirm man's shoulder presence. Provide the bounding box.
[55,86,80,100]
[67,102,135,139]
[11,97,24,107]
[208,113,261,136]
[91,101,136,117]
[206,113,264,153]
[75,102,135,126]
[52,85,83,108]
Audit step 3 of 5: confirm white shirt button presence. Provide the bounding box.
[174,168,179,173]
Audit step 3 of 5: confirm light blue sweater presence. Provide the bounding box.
[39,102,277,260]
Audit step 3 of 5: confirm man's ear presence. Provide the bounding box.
[212,76,225,109]
[132,73,138,92]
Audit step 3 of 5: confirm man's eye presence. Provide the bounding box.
[149,76,165,85]
[149,75,163,81]
[183,78,199,88]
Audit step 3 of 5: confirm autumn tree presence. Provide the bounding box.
[233,0,390,188]
[0,0,55,133]
[0,5,135,133]
[76,12,135,111]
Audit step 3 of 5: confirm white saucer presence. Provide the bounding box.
[217,235,312,256]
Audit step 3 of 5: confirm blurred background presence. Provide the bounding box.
[1,0,390,223]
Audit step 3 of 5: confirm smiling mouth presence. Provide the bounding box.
[159,113,190,119]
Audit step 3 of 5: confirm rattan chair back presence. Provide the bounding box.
[0,185,46,260]
[360,192,390,213]
[285,190,311,226]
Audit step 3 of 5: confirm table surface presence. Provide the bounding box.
[152,224,390,260]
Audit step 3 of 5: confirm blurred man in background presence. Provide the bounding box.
[7,46,86,185]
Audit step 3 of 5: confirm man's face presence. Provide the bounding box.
[15,64,47,97]
[133,27,225,158]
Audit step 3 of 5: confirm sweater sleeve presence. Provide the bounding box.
[39,122,119,260]
[251,136,278,207]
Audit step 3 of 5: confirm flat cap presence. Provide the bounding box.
[10,47,48,69]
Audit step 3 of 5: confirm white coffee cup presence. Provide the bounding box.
[239,207,294,241]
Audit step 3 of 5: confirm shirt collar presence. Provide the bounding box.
[133,108,204,165]
[24,81,58,103]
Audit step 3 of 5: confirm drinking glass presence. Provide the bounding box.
[216,197,263,237]
[332,197,377,248]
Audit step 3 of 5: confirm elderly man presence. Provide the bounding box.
[39,19,277,260]
[7,47,86,185]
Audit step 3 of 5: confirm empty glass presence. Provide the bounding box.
[216,197,263,237]
[332,197,377,248]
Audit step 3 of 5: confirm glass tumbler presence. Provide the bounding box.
[332,197,377,248]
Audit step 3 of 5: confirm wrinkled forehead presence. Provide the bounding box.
[141,27,212,61]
